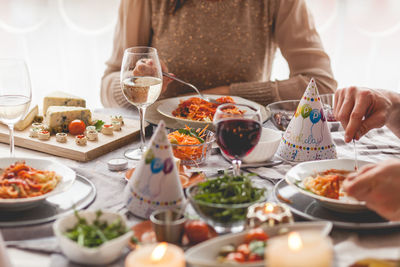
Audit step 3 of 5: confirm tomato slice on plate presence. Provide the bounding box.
[244,228,269,243]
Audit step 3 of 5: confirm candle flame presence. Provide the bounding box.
[265,203,274,213]
[151,242,168,262]
[288,232,303,251]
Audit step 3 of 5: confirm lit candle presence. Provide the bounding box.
[125,242,185,267]
[266,230,333,267]
[246,202,293,228]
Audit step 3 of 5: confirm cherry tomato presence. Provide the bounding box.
[184,220,209,244]
[237,243,250,259]
[225,252,245,263]
[68,119,86,135]
[248,253,263,262]
[244,228,269,243]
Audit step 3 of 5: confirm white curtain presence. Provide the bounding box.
[0,0,399,109]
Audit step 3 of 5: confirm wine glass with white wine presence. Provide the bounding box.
[0,59,32,157]
[120,47,163,160]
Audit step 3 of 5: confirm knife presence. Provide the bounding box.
[186,160,283,173]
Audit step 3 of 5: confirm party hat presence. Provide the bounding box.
[276,78,337,162]
[124,121,184,219]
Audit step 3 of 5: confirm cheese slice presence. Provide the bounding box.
[45,106,92,134]
[14,105,39,131]
[43,91,86,115]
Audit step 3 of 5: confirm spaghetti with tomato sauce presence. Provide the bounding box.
[0,161,61,199]
[172,96,242,122]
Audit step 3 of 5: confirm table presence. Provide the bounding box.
[2,109,400,267]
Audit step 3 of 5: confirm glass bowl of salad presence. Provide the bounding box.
[187,173,267,234]
[168,126,215,166]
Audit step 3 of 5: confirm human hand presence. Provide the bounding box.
[333,86,392,143]
[133,59,172,93]
[343,159,400,221]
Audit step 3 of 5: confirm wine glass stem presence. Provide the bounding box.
[232,158,242,176]
[138,106,147,152]
[8,124,15,157]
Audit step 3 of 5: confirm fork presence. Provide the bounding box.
[162,72,219,104]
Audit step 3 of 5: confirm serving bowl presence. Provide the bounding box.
[285,159,370,212]
[242,128,281,163]
[186,221,332,267]
[187,179,267,234]
[0,157,76,210]
[169,129,215,166]
[53,210,133,265]
[266,100,299,131]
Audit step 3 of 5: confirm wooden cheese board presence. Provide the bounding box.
[0,113,141,162]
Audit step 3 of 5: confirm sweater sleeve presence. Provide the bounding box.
[100,0,152,108]
[230,0,337,106]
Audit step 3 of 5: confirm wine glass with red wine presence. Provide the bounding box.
[214,103,262,176]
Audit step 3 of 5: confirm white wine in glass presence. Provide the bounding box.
[120,47,163,160]
[0,59,32,157]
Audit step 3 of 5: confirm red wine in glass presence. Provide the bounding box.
[216,119,262,159]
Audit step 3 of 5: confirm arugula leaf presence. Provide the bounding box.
[64,210,128,248]
[93,120,105,132]
[193,173,266,223]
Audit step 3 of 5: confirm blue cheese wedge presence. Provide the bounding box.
[45,106,92,134]
[43,91,86,115]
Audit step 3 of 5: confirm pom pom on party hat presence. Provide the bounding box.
[124,121,184,219]
[276,78,337,162]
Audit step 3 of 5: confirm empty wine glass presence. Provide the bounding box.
[214,103,262,176]
[120,47,163,160]
[0,59,32,157]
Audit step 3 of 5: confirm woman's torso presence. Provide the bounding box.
[150,0,277,98]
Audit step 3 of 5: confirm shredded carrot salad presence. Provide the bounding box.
[0,161,61,199]
[168,125,210,163]
[172,96,241,122]
[303,169,351,200]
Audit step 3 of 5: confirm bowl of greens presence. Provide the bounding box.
[53,210,133,265]
[187,173,267,234]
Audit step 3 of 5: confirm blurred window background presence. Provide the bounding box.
[0,0,399,109]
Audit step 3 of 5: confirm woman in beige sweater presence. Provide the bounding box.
[101,0,337,108]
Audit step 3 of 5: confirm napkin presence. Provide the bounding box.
[277,78,337,162]
[123,121,185,219]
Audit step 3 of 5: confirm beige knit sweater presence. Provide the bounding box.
[101,0,337,108]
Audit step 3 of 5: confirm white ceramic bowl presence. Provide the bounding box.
[53,210,133,265]
[186,221,332,267]
[242,128,281,163]
[0,157,76,210]
[285,159,370,212]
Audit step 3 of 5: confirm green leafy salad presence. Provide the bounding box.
[192,173,266,223]
[64,210,128,248]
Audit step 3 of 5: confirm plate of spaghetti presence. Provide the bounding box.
[285,159,371,212]
[156,95,269,129]
[0,157,76,210]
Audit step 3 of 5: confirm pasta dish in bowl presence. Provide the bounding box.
[285,159,370,213]
[156,95,270,129]
[0,157,76,210]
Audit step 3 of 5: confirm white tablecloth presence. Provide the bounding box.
[1,111,400,267]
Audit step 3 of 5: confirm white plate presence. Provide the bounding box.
[285,159,370,212]
[0,157,76,210]
[157,95,269,129]
[186,221,332,267]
